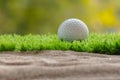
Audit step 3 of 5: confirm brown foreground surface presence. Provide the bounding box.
[0,50,120,80]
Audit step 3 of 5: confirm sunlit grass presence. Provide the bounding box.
[0,33,120,55]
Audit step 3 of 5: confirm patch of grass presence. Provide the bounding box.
[0,33,120,55]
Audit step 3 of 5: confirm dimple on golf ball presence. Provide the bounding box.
[58,18,89,42]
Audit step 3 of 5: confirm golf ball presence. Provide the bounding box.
[58,18,89,42]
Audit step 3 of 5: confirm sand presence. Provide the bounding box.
[0,50,120,80]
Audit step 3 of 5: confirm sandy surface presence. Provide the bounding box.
[0,50,120,80]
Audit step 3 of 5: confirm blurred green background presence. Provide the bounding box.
[0,0,120,34]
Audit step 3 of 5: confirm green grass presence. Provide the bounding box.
[0,33,120,55]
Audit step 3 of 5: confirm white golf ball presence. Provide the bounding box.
[58,18,89,42]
